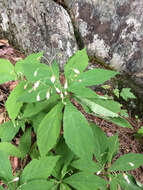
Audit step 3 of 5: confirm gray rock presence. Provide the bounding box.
[64,0,143,77]
[0,0,78,70]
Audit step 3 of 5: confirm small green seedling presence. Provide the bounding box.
[120,88,136,101]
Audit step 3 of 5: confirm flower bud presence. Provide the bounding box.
[12,177,19,182]
[36,94,40,101]
[64,91,68,96]
[55,88,61,94]
[33,81,40,90]
[34,70,38,77]
[46,91,50,100]
[73,68,80,74]
[51,75,56,83]
[64,80,68,89]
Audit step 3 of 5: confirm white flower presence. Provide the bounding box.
[128,162,134,167]
[51,75,56,83]
[123,173,130,184]
[64,91,68,96]
[12,177,19,182]
[55,88,61,93]
[73,68,80,74]
[64,80,68,89]
[96,171,101,175]
[36,94,40,101]
[33,81,40,90]
[46,91,50,100]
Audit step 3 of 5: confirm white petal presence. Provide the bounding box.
[128,162,134,167]
[73,68,80,74]
[12,177,19,182]
[123,174,130,184]
[64,91,68,96]
[64,80,68,89]
[46,91,50,100]
[96,171,101,175]
[55,88,61,93]
[51,75,56,83]
[33,81,40,90]
[36,94,40,101]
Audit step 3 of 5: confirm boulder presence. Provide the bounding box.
[64,0,143,80]
[0,0,78,70]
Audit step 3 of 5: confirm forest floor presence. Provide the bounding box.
[0,39,143,185]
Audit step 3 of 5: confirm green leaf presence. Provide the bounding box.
[60,183,72,190]
[29,143,40,159]
[90,123,108,164]
[0,59,17,84]
[19,180,54,190]
[107,134,119,163]
[0,186,5,190]
[0,121,20,142]
[93,99,121,114]
[70,68,118,87]
[104,116,133,129]
[53,137,74,179]
[21,53,52,83]
[0,151,13,182]
[0,142,22,157]
[64,48,88,84]
[137,126,143,136]
[18,128,31,158]
[18,83,49,103]
[63,101,95,158]
[37,102,64,156]
[5,81,25,121]
[110,179,118,190]
[24,52,43,64]
[64,172,107,190]
[120,88,136,101]
[79,98,118,117]
[69,86,99,99]
[116,173,142,190]
[31,112,46,134]
[71,158,101,173]
[14,59,24,76]
[21,156,60,183]
[109,153,143,172]
[22,94,59,118]
[113,88,120,98]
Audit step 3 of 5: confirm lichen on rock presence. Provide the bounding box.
[0,0,78,70]
[65,0,143,80]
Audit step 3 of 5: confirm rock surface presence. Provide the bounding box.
[1,0,143,86]
[64,0,143,79]
[0,0,78,70]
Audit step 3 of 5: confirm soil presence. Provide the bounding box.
[0,39,143,186]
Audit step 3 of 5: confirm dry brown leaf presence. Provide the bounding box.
[0,39,9,47]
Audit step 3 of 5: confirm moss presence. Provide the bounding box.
[89,56,114,70]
